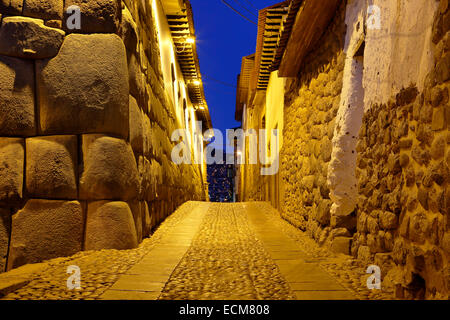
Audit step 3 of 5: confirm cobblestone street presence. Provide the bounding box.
[0,0,447,302]
[0,202,394,300]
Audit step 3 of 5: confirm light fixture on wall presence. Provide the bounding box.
[177,36,196,54]
[204,131,214,140]
[185,36,195,44]
[192,80,201,86]
[194,104,205,111]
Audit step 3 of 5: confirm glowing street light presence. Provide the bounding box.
[186,36,195,44]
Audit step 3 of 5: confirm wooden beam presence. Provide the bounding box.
[278,0,342,77]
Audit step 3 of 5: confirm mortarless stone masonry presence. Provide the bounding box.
[280,2,347,248]
[238,0,449,299]
[0,0,207,272]
[352,2,450,298]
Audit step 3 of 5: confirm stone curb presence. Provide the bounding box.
[0,263,47,297]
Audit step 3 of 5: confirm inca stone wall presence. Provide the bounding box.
[280,3,348,253]
[272,0,448,299]
[0,0,205,272]
[353,1,449,299]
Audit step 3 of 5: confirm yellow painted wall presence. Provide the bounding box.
[263,70,285,173]
[153,0,207,197]
[265,71,285,152]
[154,0,194,134]
[237,70,285,206]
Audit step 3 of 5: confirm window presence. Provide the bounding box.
[171,63,176,100]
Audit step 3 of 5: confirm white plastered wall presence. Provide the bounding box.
[363,0,438,108]
[327,0,438,220]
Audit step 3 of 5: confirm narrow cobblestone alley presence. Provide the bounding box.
[0,202,395,300]
[0,0,448,304]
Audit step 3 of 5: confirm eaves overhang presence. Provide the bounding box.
[278,0,343,77]
[162,0,212,130]
[253,1,290,91]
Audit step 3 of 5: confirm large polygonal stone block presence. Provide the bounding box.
[0,16,65,59]
[36,34,129,138]
[0,208,10,272]
[143,115,152,158]
[129,95,144,154]
[26,135,77,199]
[128,201,142,244]
[128,53,145,105]
[79,135,139,201]
[85,201,137,250]
[0,0,23,15]
[63,0,121,34]
[0,56,36,137]
[7,200,84,270]
[137,155,150,200]
[23,0,63,20]
[142,201,151,238]
[121,6,138,53]
[0,138,24,204]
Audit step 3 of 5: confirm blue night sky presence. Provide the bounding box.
[189,0,278,134]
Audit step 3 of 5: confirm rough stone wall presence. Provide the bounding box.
[238,0,448,299]
[353,1,449,299]
[279,2,348,251]
[0,0,205,272]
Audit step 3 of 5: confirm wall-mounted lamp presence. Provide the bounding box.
[177,36,196,54]
[186,36,196,44]
[192,80,201,86]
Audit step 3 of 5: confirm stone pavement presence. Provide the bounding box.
[101,202,354,300]
[100,202,209,300]
[1,201,390,300]
[245,203,355,300]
